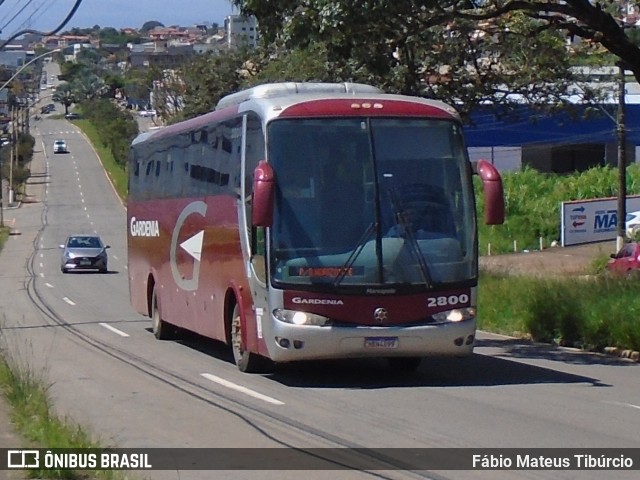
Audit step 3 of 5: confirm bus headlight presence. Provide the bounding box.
[273,309,330,326]
[432,307,476,323]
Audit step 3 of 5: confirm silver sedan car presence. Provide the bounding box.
[60,235,110,273]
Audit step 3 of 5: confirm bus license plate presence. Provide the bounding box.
[364,337,398,349]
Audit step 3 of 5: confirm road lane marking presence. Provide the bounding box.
[63,297,76,306]
[603,400,640,411]
[99,323,129,337]
[45,283,53,288]
[200,373,284,405]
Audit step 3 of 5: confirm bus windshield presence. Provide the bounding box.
[268,117,476,289]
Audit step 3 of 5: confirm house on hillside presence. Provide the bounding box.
[224,15,258,49]
[128,43,194,69]
[0,50,28,68]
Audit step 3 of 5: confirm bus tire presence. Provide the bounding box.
[231,303,272,373]
[387,357,421,372]
[151,288,174,340]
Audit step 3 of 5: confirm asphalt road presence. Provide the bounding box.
[0,106,638,480]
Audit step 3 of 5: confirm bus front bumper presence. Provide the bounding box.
[264,319,476,363]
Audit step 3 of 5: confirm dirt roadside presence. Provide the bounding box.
[479,240,618,277]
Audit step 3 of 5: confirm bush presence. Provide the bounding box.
[79,99,138,167]
[478,272,640,352]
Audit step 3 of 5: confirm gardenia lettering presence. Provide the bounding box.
[130,217,160,237]
[292,297,344,305]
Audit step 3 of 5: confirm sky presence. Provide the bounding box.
[0,0,237,35]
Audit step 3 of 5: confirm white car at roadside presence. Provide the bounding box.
[53,139,67,154]
[138,109,156,117]
[625,210,640,238]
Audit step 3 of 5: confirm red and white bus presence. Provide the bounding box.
[127,82,504,373]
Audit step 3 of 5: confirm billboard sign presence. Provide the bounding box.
[561,195,640,246]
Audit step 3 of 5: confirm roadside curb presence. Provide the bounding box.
[604,347,640,362]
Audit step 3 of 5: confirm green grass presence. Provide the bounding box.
[73,120,128,201]
[478,271,640,351]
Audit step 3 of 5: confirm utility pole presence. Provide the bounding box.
[9,104,15,206]
[616,61,627,252]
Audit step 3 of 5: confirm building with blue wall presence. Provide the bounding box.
[463,80,640,173]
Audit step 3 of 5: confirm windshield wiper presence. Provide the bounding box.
[333,222,376,286]
[387,188,433,287]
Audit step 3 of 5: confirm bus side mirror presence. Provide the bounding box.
[252,160,275,227]
[474,159,505,225]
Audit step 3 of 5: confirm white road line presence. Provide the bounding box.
[63,297,76,306]
[603,400,640,411]
[200,373,284,405]
[45,283,54,288]
[99,323,130,337]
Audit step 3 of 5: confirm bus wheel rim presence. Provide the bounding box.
[231,312,244,359]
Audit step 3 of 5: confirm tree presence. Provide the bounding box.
[148,68,188,120]
[72,73,109,101]
[52,83,76,114]
[141,20,164,32]
[173,49,249,122]
[248,42,333,84]
[232,1,637,115]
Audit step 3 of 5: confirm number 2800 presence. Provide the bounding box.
[427,294,469,308]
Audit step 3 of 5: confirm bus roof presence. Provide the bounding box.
[215,82,383,110]
[132,83,461,147]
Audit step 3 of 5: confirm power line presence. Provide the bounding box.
[21,0,56,33]
[0,0,83,49]
[0,0,37,34]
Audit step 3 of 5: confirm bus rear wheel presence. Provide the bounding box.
[151,288,175,340]
[387,357,422,372]
[231,304,272,373]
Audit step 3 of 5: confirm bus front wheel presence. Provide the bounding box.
[231,304,272,373]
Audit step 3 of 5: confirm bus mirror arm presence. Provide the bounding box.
[252,160,275,227]
[473,159,505,225]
